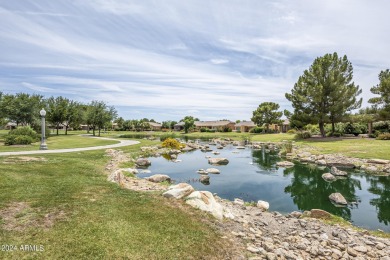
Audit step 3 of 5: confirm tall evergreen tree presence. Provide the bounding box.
[251,102,282,132]
[286,53,362,137]
[369,69,390,119]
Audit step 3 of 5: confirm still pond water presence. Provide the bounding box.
[141,143,390,232]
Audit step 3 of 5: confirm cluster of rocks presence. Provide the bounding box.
[287,148,390,176]
[277,161,351,207]
[105,148,390,260]
[220,200,390,260]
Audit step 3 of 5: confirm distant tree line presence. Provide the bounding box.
[0,92,117,136]
[2,53,389,139]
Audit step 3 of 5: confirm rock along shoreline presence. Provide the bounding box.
[104,144,390,260]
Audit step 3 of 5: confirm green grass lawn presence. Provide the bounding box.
[300,137,390,160]
[0,141,234,259]
[0,134,119,152]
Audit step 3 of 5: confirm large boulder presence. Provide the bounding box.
[329,193,348,205]
[276,161,294,167]
[208,158,229,165]
[322,172,336,182]
[145,174,171,183]
[330,166,348,176]
[206,168,220,174]
[257,200,270,211]
[136,158,151,167]
[185,191,224,220]
[367,159,390,164]
[316,159,327,166]
[163,183,194,199]
[310,209,332,219]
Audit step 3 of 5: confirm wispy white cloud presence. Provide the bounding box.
[22,82,54,92]
[0,0,389,121]
[210,59,229,65]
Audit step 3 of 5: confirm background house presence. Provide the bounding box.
[173,121,185,131]
[4,122,16,130]
[280,119,290,133]
[194,120,235,131]
[235,121,256,132]
[148,122,162,131]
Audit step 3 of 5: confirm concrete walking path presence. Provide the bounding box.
[0,136,140,156]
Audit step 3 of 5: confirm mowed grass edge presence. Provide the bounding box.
[0,140,235,259]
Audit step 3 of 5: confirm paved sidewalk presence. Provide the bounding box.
[0,136,140,156]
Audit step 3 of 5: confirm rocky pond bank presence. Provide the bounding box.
[105,145,390,260]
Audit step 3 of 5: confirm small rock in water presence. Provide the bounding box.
[206,168,220,174]
[145,174,171,183]
[197,169,208,175]
[200,175,210,184]
[330,166,348,176]
[322,172,336,182]
[276,161,294,167]
[329,193,348,205]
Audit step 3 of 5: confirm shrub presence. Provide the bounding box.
[377,133,390,140]
[373,121,390,132]
[4,135,34,145]
[344,122,367,136]
[9,126,39,140]
[295,131,311,140]
[161,138,184,149]
[4,126,40,146]
[280,141,293,156]
[287,129,296,134]
[368,133,377,138]
[222,127,232,132]
[4,135,16,145]
[249,126,263,133]
[15,135,34,145]
[200,128,207,132]
[160,132,177,142]
[303,124,320,135]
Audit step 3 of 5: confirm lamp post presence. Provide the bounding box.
[39,108,48,150]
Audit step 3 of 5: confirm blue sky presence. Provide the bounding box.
[1,0,389,122]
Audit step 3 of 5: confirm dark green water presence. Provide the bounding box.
[142,144,390,232]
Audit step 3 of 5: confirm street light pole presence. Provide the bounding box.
[40,108,48,150]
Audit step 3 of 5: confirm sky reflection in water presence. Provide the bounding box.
[142,144,390,232]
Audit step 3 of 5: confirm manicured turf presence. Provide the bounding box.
[0,134,119,152]
[0,141,233,259]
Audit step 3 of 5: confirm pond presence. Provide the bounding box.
[140,144,390,232]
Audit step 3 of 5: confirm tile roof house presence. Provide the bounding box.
[148,122,162,131]
[173,121,185,131]
[194,120,235,131]
[234,121,256,132]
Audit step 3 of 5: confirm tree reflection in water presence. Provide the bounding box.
[252,148,280,171]
[366,175,390,225]
[281,163,361,221]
